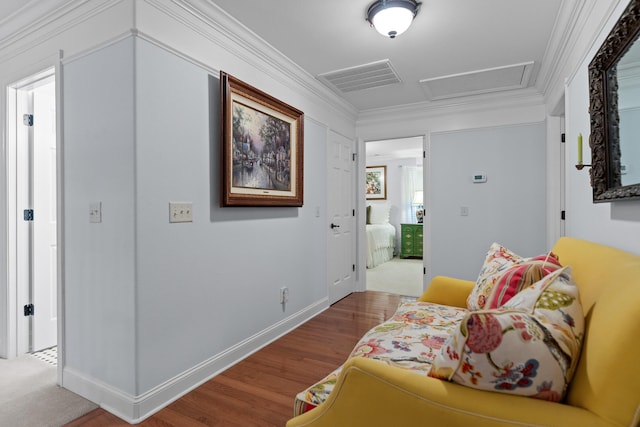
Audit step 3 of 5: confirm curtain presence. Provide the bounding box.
[401,166,423,223]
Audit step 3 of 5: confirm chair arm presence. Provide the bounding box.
[286,358,611,427]
[417,275,474,308]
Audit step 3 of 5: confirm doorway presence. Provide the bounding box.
[364,136,424,298]
[6,67,58,358]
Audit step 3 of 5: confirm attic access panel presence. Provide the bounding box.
[420,61,534,100]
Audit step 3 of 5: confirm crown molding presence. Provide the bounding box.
[357,87,545,126]
[0,0,72,42]
[540,0,625,111]
[6,0,598,126]
[0,0,358,124]
[0,0,125,62]
[536,0,588,97]
[143,0,358,122]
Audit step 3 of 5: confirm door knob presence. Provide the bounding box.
[330,223,340,229]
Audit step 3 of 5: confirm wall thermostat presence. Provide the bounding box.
[472,174,487,183]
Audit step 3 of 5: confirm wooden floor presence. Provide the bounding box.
[65,291,404,427]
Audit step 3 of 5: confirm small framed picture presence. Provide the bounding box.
[366,166,387,200]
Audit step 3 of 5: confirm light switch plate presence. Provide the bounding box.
[169,202,193,223]
[89,201,102,223]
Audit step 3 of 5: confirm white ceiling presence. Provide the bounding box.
[366,136,423,162]
[0,0,566,156]
[211,0,565,112]
[1,0,565,112]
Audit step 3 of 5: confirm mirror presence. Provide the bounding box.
[588,0,640,202]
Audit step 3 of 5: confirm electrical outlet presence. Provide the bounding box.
[169,202,193,223]
[280,286,289,304]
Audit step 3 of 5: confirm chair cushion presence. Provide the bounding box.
[293,301,468,416]
[431,267,584,402]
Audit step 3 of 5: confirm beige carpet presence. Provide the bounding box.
[0,353,98,427]
[366,256,424,297]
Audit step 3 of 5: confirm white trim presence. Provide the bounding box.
[0,0,126,59]
[422,133,431,288]
[561,0,623,91]
[358,88,544,127]
[356,137,367,293]
[140,0,357,122]
[60,30,135,66]
[55,50,65,384]
[135,31,218,75]
[63,297,328,423]
[2,82,17,360]
[2,53,59,360]
[538,0,589,104]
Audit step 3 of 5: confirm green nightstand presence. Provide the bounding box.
[400,223,423,259]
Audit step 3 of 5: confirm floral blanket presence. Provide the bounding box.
[294,301,468,416]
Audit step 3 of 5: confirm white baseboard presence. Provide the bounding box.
[62,297,328,423]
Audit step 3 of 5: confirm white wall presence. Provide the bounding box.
[429,123,547,281]
[59,32,334,419]
[134,0,356,139]
[2,0,352,421]
[134,37,328,393]
[63,37,137,394]
[356,90,550,283]
[565,0,640,256]
[0,0,134,362]
[4,0,640,421]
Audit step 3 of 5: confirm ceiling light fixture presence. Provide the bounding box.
[366,0,421,39]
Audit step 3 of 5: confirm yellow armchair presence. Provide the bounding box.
[287,238,640,427]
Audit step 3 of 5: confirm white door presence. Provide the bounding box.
[327,131,355,304]
[15,74,57,352]
[32,78,57,351]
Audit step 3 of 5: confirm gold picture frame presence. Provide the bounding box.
[220,71,304,207]
[366,166,387,200]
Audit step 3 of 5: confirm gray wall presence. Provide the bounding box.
[63,36,328,396]
[429,123,547,281]
[63,37,137,393]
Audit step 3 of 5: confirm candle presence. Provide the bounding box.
[578,133,583,164]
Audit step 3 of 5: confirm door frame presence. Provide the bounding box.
[357,133,429,293]
[2,53,65,383]
[355,138,367,292]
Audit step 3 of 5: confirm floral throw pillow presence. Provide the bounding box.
[467,243,524,310]
[431,267,584,402]
[485,253,562,309]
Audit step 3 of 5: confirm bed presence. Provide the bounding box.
[366,203,396,268]
[366,223,396,268]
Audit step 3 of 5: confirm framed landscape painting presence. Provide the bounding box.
[366,166,387,200]
[220,71,304,207]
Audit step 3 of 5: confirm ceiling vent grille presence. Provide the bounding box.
[318,59,402,93]
[419,61,535,101]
